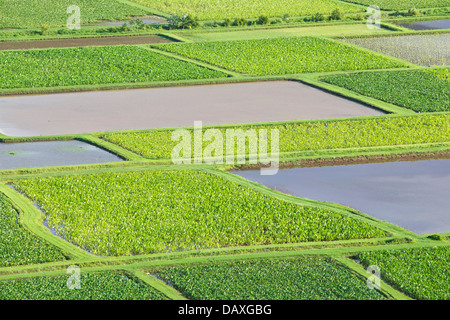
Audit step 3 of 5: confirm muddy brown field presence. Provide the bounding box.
[0,34,174,51]
[0,81,385,136]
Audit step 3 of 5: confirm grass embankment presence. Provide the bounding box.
[0,193,67,267]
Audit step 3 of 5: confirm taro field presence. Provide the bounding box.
[0,0,448,305]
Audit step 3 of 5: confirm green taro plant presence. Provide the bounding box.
[0,271,165,300]
[0,46,228,90]
[156,256,387,300]
[155,36,406,76]
[14,170,386,256]
[323,69,450,112]
[0,0,149,29]
[128,0,362,20]
[0,193,67,267]
[104,114,450,160]
[358,247,450,300]
[340,0,450,10]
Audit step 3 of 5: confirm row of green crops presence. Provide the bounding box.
[129,0,362,20]
[0,0,149,29]
[358,246,450,300]
[343,34,450,67]
[341,0,450,10]
[0,46,228,90]
[13,169,386,256]
[155,37,406,76]
[0,192,67,267]
[155,256,386,300]
[0,271,164,300]
[322,69,450,112]
[104,114,450,160]
[426,67,450,82]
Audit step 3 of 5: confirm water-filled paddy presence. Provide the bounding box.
[397,19,450,30]
[0,81,385,137]
[344,34,450,66]
[0,35,173,51]
[233,159,450,235]
[0,140,122,170]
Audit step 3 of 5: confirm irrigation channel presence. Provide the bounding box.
[0,81,385,136]
[233,159,450,235]
[0,140,122,170]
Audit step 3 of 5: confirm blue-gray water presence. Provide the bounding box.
[398,19,450,31]
[0,140,122,170]
[233,159,450,235]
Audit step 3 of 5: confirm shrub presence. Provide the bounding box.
[256,15,270,25]
[330,8,344,20]
[233,18,247,26]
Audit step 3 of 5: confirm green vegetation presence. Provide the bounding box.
[323,69,450,112]
[343,34,450,67]
[0,271,164,300]
[0,0,149,29]
[358,246,450,300]
[341,0,450,10]
[0,46,228,89]
[425,67,450,82]
[104,114,450,160]
[0,193,67,267]
[14,170,386,256]
[129,0,362,21]
[156,256,386,300]
[181,24,393,42]
[156,37,406,76]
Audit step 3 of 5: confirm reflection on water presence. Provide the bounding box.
[233,159,450,235]
[398,19,450,30]
[0,140,122,170]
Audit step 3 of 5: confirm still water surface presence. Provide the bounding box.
[233,159,450,235]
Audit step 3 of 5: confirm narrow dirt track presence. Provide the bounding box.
[0,34,174,50]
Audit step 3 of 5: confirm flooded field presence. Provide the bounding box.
[233,159,450,235]
[397,19,450,30]
[0,35,173,51]
[0,81,385,137]
[344,34,450,66]
[0,140,122,170]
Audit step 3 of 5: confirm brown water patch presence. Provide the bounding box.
[0,81,385,137]
[0,34,173,51]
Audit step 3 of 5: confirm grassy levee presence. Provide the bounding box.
[0,184,92,260]
[130,269,187,300]
[77,135,148,161]
[296,75,416,114]
[332,256,412,300]
[143,45,243,77]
